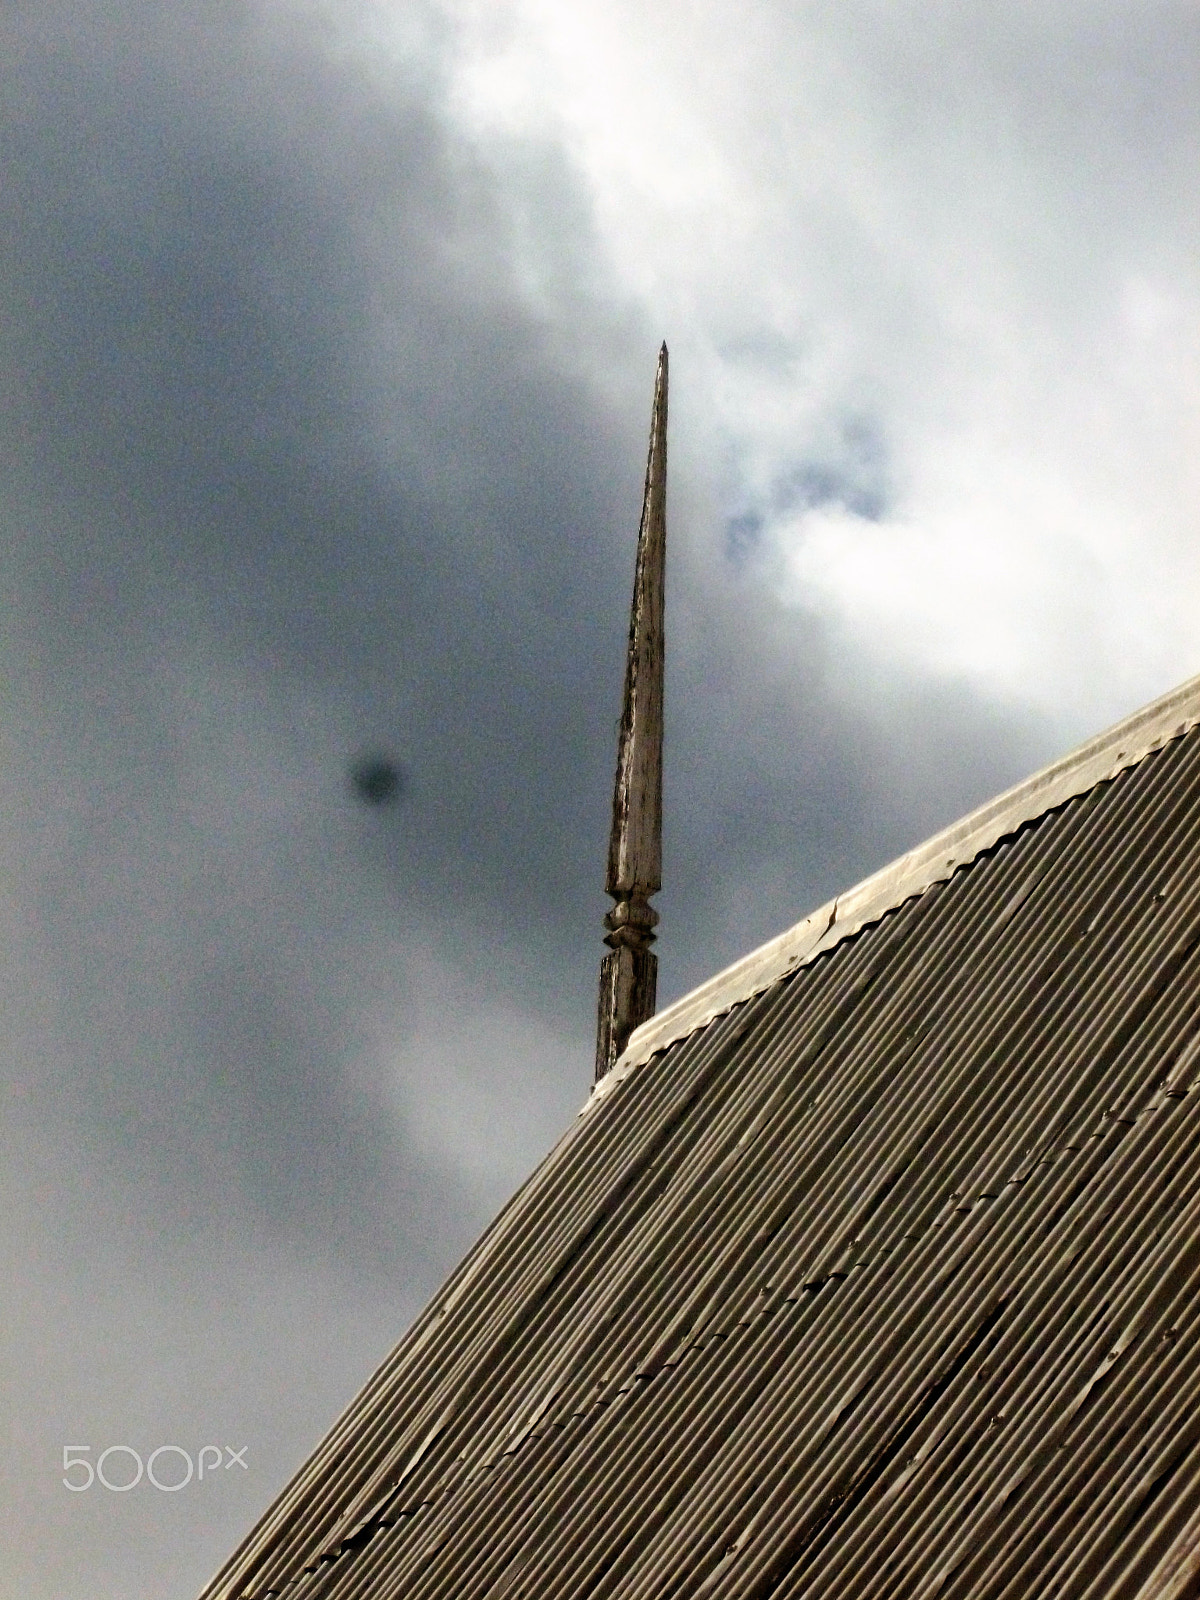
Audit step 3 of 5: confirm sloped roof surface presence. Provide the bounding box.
[202,682,1200,1600]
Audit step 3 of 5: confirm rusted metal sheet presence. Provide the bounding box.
[199,710,1200,1600]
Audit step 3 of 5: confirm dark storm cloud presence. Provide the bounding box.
[0,0,1056,1256]
[1,0,631,1224]
[1,6,1070,1593]
[1,18,643,960]
[1,12,637,1584]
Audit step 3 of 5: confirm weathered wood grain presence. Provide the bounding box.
[595,344,668,1082]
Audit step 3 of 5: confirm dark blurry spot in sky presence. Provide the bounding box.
[350,754,405,806]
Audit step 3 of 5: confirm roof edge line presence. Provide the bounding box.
[587,668,1200,1111]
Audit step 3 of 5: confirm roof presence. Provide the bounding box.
[200,668,1200,1600]
[607,667,1200,1089]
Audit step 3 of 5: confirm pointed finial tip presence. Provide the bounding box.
[594,341,668,1081]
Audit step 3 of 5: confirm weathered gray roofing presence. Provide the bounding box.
[607,667,1200,1089]
[200,669,1200,1600]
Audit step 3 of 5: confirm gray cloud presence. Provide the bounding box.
[1,2,1099,1594]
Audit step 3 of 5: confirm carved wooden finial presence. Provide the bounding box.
[595,343,668,1083]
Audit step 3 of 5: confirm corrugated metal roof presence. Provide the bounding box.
[200,677,1200,1600]
[608,668,1200,1088]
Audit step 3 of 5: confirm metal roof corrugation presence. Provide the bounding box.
[610,670,1200,1078]
[200,723,1200,1600]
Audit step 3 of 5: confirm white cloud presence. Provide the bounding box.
[378,940,588,1195]
[420,0,1200,723]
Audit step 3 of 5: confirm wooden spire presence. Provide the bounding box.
[595,343,668,1082]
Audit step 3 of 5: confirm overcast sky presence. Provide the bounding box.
[3,2,1199,1594]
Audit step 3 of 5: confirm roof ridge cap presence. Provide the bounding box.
[588,668,1200,1109]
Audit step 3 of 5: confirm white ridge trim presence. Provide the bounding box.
[587,669,1200,1111]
